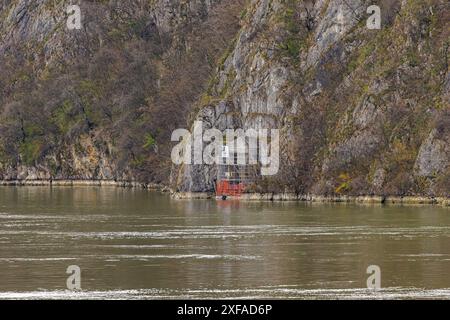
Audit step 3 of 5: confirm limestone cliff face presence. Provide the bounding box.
[175,0,449,197]
[0,0,448,196]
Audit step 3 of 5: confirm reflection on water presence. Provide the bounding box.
[0,186,449,299]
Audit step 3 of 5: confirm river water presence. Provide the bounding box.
[0,186,449,299]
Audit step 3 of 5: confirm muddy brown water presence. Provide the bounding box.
[0,186,449,299]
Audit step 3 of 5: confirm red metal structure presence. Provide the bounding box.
[214,142,257,200]
[216,179,246,198]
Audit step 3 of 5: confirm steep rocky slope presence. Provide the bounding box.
[0,0,246,183]
[0,0,449,197]
[175,0,449,197]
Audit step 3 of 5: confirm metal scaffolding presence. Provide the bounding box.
[215,141,259,199]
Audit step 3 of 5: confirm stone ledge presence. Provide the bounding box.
[171,192,450,206]
[0,180,166,190]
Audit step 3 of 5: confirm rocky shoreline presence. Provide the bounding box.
[1,180,448,206]
[0,179,166,191]
[172,192,450,206]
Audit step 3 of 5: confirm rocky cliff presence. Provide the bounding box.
[175,0,449,197]
[0,0,449,196]
[0,0,245,183]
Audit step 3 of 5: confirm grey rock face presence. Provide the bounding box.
[305,0,364,67]
[175,0,290,192]
[353,96,382,130]
[0,135,121,181]
[177,0,371,192]
[0,0,219,63]
[415,129,450,178]
[152,0,219,34]
[175,0,449,196]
